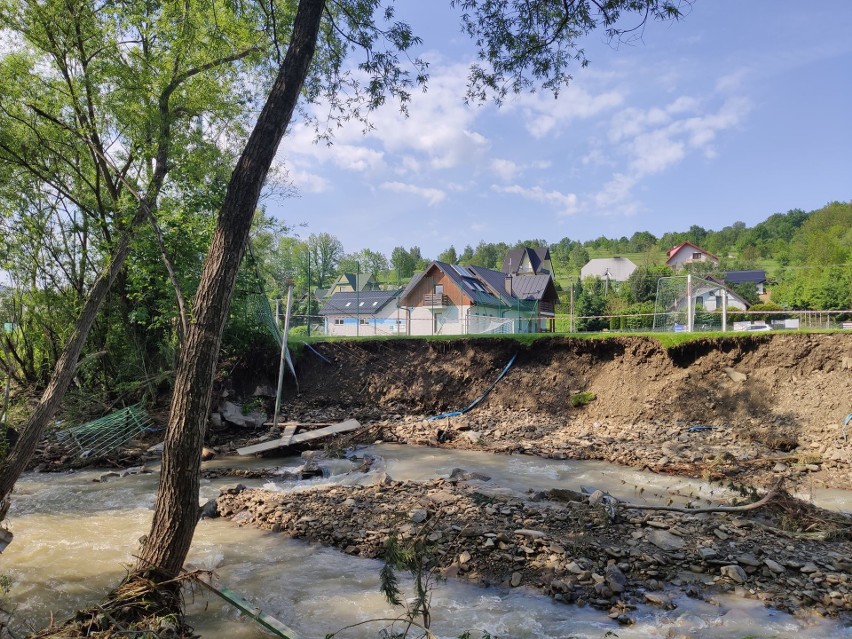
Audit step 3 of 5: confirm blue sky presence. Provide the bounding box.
[269,1,852,258]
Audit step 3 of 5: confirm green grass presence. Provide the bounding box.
[289,327,849,354]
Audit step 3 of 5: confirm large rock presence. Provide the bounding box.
[220,401,250,427]
[720,565,747,584]
[723,367,747,383]
[605,564,627,593]
[646,529,685,552]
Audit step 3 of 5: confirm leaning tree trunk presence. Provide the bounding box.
[136,0,326,577]
[0,204,152,522]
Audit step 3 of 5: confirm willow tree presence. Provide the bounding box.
[0,0,279,522]
[136,0,690,578]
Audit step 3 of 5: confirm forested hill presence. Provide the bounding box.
[247,201,851,315]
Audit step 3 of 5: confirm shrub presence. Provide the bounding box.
[570,391,596,408]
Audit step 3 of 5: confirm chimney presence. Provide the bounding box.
[505,274,513,296]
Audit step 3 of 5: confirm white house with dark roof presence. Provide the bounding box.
[580,257,637,282]
[724,270,767,295]
[399,260,559,335]
[318,289,405,337]
[670,278,751,314]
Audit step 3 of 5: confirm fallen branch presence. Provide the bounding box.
[617,488,778,514]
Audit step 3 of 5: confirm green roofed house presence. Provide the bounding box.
[399,259,559,336]
[319,289,405,337]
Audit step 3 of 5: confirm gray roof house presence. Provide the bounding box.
[399,260,559,336]
[318,289,404,336]
[580,257,638,282]
[502,247,552,276]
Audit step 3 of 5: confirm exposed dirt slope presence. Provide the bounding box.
[291,333,850,434]
[272,334,852,488]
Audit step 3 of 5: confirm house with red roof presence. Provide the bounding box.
[665,241,720,271]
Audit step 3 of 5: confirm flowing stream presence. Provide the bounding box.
[4,446,851,638]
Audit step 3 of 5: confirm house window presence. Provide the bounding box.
[334,319,344,325]
[435,284,443,295]
[695,297,704,309]
[692,252,702,260]
[359,318,369,325]
[715,295,723,308]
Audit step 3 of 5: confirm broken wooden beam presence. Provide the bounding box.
[237,419,361,456]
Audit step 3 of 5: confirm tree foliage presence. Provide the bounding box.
[453,0,688,103]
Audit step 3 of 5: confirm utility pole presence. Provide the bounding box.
[569,283,575,333]
[687,274,693,332]
[306,258,311,337]
[356,261,360,338]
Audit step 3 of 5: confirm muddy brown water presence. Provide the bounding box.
[4,447,852,638]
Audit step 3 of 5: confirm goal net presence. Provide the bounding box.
[652,275,729,333]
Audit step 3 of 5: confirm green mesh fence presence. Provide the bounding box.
[56,403,155,461]
[228,242,284,347]
[244,292,283,346]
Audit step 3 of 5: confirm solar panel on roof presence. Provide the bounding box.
[451,264,473,277]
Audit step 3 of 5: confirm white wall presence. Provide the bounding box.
[325,306,407,337]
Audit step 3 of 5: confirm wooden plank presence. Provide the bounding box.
[237,419,361,456]
[280,421,299,446]
[194,576,301,639]
[288,418,360,444]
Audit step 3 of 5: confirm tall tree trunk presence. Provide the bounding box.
[0,204,152,520]
[136,0,326,577]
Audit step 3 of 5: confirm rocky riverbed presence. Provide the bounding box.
[200,335,852,625]
[214,457,852,626]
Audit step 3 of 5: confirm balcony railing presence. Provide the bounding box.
[423,293,448,308]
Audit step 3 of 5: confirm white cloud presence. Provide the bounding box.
[329,145,385,172]
[360,63,490,171]
[591,95,751,213]
[491,158,519,180]
[508,85,625,138]
[380,181,446,206]
[492,184,578,216]
[716,68,750,93]
[592,173,640,213]
[666,96,700,114]
[629,129,686,175]
[289,168,330,194]
[400,156,421,173]
[581,143,612,167]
